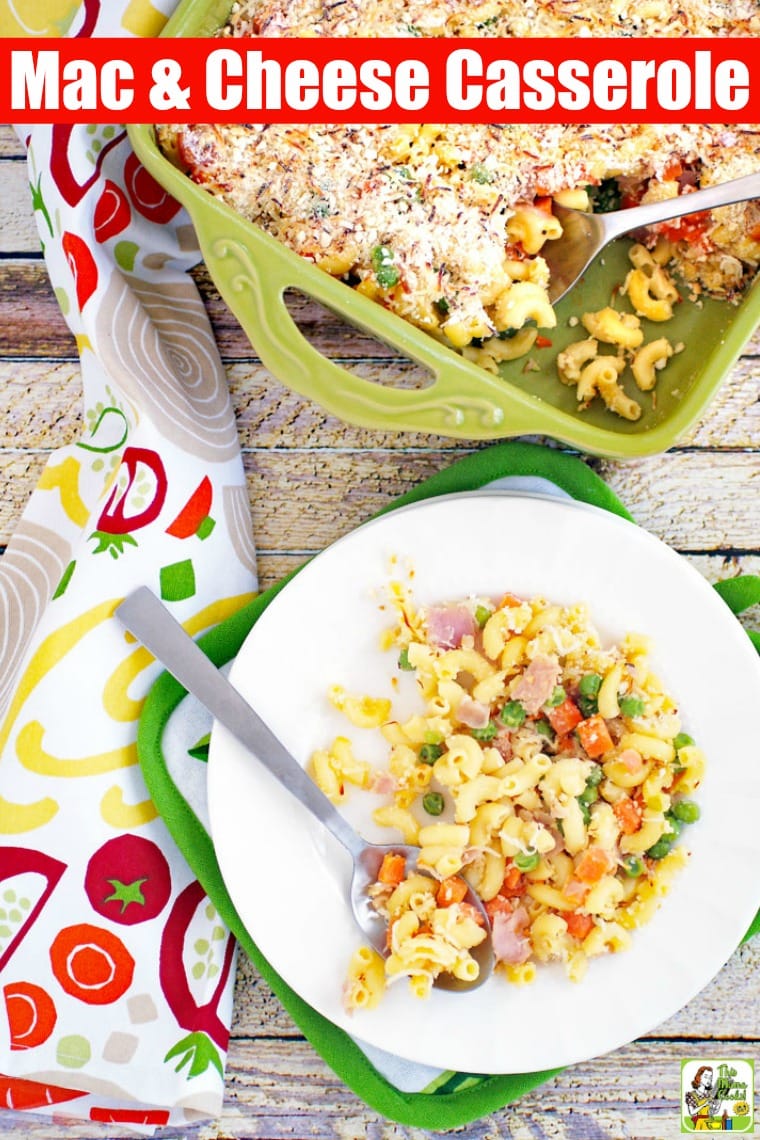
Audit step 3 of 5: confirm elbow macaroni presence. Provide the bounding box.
[311,585,704,1008]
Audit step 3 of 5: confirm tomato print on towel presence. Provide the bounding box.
[0,0,257,1128]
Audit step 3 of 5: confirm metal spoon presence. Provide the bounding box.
[116,587,493,992]
[543,170,760,303]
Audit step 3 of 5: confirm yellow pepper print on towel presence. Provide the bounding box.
[16,721,138,777]
[0,599,117,834]
[100,784,158,828]
[37,456,90,528]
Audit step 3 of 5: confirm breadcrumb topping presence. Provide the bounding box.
[158,0,760,344]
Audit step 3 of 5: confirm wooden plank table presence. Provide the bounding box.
[1,124,758,1140]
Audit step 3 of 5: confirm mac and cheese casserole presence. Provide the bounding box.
[158,0,760,420]
[311,585,704,1008]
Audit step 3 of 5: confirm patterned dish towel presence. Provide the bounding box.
[0,0,257,1129]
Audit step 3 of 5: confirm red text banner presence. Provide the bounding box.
[4,36,757,124]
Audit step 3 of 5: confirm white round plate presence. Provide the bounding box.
[207,493,760,1074]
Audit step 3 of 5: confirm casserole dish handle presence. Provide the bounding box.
[190,207,545,440]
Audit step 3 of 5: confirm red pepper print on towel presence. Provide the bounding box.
[166,476,214,540]
[0,848,66,972]
[62,232,98,311]
[123,152,182,225]
[90,446,168,557]
[93,181,131,244]
[50,124,126,207]
[160,881,235,1080]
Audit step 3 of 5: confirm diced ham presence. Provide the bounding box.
[372,771,397,795]
[562,878,590,904]
[425,604,477,649]
[457,695,490,729]
[491,905,532,965]
[510,655,561,715]
[492,730,513,762]
[619,748,644,773]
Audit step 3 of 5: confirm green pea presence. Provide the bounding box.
[474,604,492,627]
[419,743,443,764]
[579,673,602,697]
[619,695,646,718]
[673,732,695,751]
[535,719,554,739]
[514,848,540,872]
[577,695,598,718]
[578,799,591,825]
[398,648,414,671]
[647,816,681,860]
[471,721,498,742]
[623,855,644,877]
[500,700,526,728]
[646,836,674,860]
[663,813,682,841]
[546,685,566,707]
[371,244,400,288]
[671,798,700,824]
[586,764,604,787]
[423,792,444,816]
[578,784,599,807]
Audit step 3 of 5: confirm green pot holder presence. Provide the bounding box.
[138,440,760,1129]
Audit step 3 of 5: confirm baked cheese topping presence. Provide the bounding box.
[158,0,760,384]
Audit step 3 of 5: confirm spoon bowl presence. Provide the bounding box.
[543,170,760,304]
[116,587,493,993]
[351,842,493,992]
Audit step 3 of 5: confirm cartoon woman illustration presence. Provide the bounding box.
[685,1066,722,1130]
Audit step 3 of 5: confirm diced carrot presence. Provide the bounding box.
[750,222,760,243]
[547,697,583,736]
[534,335,553,349]
[574,846,615,885]
[485,895,514,922]
[554,734,574,754]
[377,852,406,886]
[499,864,526,898]
[564,911,595,941]
[576,715,614,759]
[662,160,683,181]
[613,796,643,835]
[499,592,523,608]
[436,876,469,908]
[534,196,554,214]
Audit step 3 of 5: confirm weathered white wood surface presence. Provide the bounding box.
[0,125,758,1139]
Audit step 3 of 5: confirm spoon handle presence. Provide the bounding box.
[116,587,366,859]
[604,170,760,240]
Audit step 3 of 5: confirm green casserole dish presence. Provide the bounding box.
[127,0,760,458]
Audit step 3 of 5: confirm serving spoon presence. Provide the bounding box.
[543,170,760,303]
[116,587,493,992]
